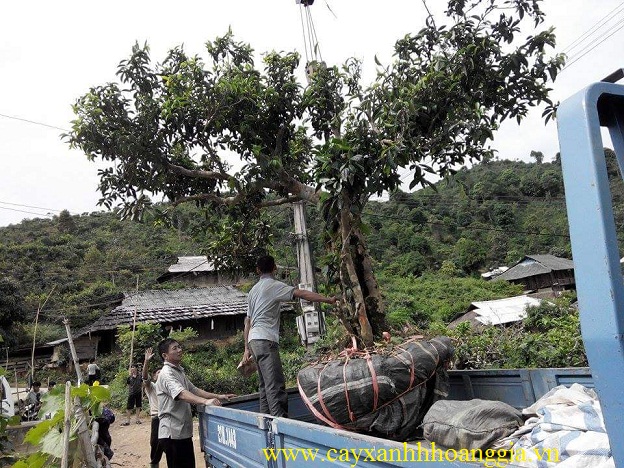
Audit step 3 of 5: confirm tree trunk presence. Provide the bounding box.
[334,192,387,347]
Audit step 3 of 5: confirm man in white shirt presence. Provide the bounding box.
[242,255,336,417]
[156,338,235,468]
[86,358,100,385]
[142,347,163,468]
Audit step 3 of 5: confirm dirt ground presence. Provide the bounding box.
[109,413,204,467]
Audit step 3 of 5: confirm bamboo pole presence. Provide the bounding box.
[31,286,56,382]
[63,318,83,385]
[61,381,72,468]
[13,369,21,407]
[73,396,97,467]
[128,275,139,370]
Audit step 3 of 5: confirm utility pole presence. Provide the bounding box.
[293,201,325,346]
[63,318,83,385]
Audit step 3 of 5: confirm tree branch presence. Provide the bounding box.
[171,193,241,207]
[166,162,237,184]
[259,196,302,207]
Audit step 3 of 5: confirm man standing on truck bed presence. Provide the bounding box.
[156,338,235,468]
[243,255,336,417]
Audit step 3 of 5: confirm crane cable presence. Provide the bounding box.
[297,0,324,71]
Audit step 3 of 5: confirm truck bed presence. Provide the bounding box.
[199,367,592,467]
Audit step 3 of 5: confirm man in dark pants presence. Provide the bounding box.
[121,365,142,426]
[156,338,236,468]
[242,255,336,417]
[142,347,164,468]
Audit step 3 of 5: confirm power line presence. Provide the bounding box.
[0,112,68,132]
[561,1,624,54]
[0,200,65,213]
[560,3,624,72]
[0,206,54,218]
[563,17,624,71]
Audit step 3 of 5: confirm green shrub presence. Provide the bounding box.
[169,327,199,344]
[117,322,165,367]
[437,295,587,369]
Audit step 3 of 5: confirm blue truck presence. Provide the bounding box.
[198,76,624,467]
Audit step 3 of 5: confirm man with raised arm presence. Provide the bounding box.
[242,255,336,417]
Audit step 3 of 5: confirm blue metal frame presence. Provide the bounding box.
[558,81,624,467]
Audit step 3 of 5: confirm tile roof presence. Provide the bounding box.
[77,286,248,335]
[495,255,574,281]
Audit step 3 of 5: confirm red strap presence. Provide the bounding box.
[297,376,344,429]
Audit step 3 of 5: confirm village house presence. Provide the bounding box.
[40,255,297,366]
[494,254,575,292]
[48,286,249,362]
[156,255,240,286]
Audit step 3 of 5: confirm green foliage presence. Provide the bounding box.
[379,271,523,325]
[15,383,111,467]
[0,276,26,347]
[440,295,587,369]
[108,371,131,410]
[313,316,350,352]
[168,327,199,344]
[0,208,205,351]
[116,323,165,368]
[12,322,65,348]
[182,334,258,395]
[0,154,607,372]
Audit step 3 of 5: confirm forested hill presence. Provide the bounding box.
[1,152,622,348]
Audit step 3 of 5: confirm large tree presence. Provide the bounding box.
[67,0,564,346]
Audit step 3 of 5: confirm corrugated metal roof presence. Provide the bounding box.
[467,295,542,325]
[167,256,216,273]
[495,255,574,281]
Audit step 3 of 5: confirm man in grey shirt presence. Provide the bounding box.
[156,338,235,468]
[242,255,336,417]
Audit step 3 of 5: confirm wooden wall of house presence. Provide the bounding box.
[177,273,239,288]
[513,270,576,291]
[51,335,100,363]
[553,269,575,287]
[189,315,245,340]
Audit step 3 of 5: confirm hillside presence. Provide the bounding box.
[1,152,620,351]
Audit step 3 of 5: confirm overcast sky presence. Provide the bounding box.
[1,0,623,227]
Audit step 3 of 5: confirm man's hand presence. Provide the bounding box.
[145,347,154,361]
[242,348,251,363]
[219,393,237,402]
[204,398,222,406]
[327,296,338,305]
